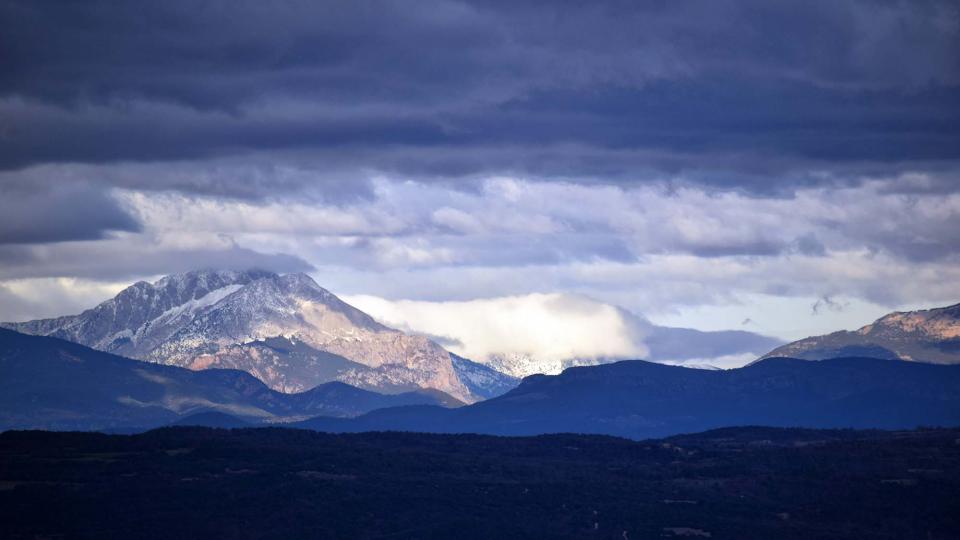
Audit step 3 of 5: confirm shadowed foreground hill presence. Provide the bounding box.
[0,426,958,539]
[297,356,960,439]
[0,328,458,431]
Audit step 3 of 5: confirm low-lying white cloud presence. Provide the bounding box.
[343,293,650,376]
[342,292,790,376]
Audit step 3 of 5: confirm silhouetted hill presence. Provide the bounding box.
[297,356,960,439]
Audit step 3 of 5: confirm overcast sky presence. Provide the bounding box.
[1,0,959,343]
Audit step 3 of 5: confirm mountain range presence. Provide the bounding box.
[762,302,960,364]
[297,355,960,439]
[3,270,515,403]
[0,328,457,431]
[1,269,790,402]
[3,267,959,439]
[3,326,958,437]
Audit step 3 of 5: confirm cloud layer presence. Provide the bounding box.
[344,293,785,374]
[1,1,958,346]
[1,0,957,186]
[2,175,960,332]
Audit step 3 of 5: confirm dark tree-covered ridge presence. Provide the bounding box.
[0,426,958,539]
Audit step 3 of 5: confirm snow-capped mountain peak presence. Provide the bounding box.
[4,270,516,402]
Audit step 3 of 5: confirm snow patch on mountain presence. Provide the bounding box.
[152,284,245,326]
[450,355,519,400]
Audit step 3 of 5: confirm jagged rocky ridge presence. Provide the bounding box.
[761,302,960,364]
[3,270,515,402]
[0,328,459,431]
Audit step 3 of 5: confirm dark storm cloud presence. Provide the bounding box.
[0,182,140,244]
[0,241,314,281]
[5,1,955,108]
[1,0,957,194]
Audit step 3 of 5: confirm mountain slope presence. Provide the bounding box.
[3,270,515,402]
[296,356,960,439]
[449,354,519,400]
[761,302,960,363]
[0,328,458,431]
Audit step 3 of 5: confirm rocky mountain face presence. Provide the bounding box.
[0,328,457,431]
[298,356,960,439]
[760,302,960,364]
[3,270,515,403]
